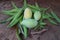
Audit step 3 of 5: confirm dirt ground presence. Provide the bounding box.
[0,0,60,40]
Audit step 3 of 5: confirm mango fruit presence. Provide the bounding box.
[34,11,41,20]
[21,19,38,28]
[24,8,32,19]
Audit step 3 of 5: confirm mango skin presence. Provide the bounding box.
[34,11,41,20]
[21,19,38,28]
[24,8,32,19]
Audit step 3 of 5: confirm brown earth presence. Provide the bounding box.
[0,0,60,40]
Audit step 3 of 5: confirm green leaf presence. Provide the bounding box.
[0,16,14,24]
[51,11,60,23]
[35,2,40,9]
[23,25,28,38]
[40,22,46,26]
[42,13,47,19]
[24,0,27,9]
[16,29,22,40]
[2,11,16,16]
[17,23,24,34]
[42,13,52,19]
[40,25,45,29]
[7,18,20,28]
[40,8,48,11]
[42,14,57,25]
[47,17,57,25]
[2,8,21,16]
[7,8,23,28]
[28,4,40,11]
[11,1,18,9]
[3,8,19,13]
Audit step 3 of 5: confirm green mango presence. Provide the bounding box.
[21,19,38,28]
[34,11,41,20]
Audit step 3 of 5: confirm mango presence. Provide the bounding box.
[21,19,38,28]
[34,11,41,20]
[24,8,32,19]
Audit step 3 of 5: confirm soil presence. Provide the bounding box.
[0,0,60,40]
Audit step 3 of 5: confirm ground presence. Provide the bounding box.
[0,0,60,40]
